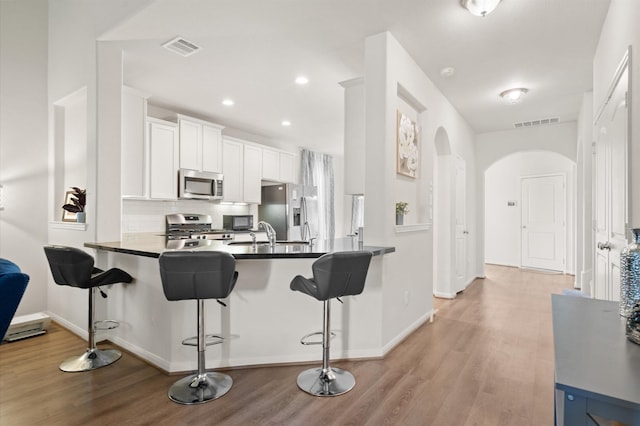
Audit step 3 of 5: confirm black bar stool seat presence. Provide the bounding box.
[290,251,373,396]
[159,251,238,405]
[44,245,133,372]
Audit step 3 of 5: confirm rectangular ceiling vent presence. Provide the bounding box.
[514,117,559,128]
[162,36,201,57]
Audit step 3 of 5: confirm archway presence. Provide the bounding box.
[433,126,457,298]
[483,150,576,275]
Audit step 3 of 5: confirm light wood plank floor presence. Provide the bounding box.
[0,265,572,425]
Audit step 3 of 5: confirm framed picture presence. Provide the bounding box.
[396,110,419,178]
[61,191,77,222]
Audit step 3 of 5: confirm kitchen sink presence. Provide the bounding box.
[226,241,310,246]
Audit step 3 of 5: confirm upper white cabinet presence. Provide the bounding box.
[262,148,296,183]
[279,152,296,183]
[262,149,280,181]
[222,137,243,202]
[148,118,178,200]
[202,125,223,173]
[243,144,262,204]
[122,87,150,198]
[178,115,224,173]
[222,137,263,203]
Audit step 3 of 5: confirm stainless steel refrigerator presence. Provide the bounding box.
[258,184,318,241]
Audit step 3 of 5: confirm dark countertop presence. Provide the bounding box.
[85,233,395,259]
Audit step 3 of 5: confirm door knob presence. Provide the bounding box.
[597,241,612,251]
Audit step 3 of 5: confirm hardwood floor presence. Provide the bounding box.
[0,265,572,425]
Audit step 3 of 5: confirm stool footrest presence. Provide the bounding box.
[300,330,336,346]
[93,320,119,331]
[181,334,224,347]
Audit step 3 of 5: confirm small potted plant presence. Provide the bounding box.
[63,187,86,223]
[396,202,409,225]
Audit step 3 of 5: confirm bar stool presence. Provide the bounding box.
[43,245,133,372]
[158,251,238,405]
[290,251,373,396]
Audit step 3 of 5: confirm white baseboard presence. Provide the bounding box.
[434,291,456,299]
[382,310,432,355]
[44,311,89,341]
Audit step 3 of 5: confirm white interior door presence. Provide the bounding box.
[521,174,566,272]
[454,155,467,292]
[593,65,628,301]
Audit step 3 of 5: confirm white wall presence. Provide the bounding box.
[485,151,576,273]
[576,92,594,293]
[475,122,578,277]
[593,0,640,228]
[0,0,49,315]
[362,32,477,348]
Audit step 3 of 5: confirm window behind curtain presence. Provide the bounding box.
[301,149,334,240]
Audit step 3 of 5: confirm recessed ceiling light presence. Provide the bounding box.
[500,88,529,104]
[281,120,291,126]
[222,98,234,106]
[295,76,309,85]
[440,67,455,77]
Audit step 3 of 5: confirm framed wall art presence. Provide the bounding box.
[61,190,77,222]
[396,110,419,178]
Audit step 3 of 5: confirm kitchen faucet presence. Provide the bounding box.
[258,221,277,247]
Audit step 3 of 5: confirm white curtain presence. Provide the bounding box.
[301,149,334,240]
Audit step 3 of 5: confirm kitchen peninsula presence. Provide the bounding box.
[85,234,395,373]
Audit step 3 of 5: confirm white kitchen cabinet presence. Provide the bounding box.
[202,124,223,173]
[243,144,262,204]
[148,118,178,200]
[262,148,280,181]
[261,148,297,183]
[222,137,243,202]
[278,152,296,183]
[178,115,223,173]
[122,87,150,198]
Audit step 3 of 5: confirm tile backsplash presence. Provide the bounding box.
[122,199,254,233]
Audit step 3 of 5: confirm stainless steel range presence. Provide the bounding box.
[165,213,232,240]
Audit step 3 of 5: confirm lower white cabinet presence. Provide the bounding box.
[148,118,178,200]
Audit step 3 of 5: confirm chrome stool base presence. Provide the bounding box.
[59,348,122,372]
[168,372,233,405]
[296,367,356,397]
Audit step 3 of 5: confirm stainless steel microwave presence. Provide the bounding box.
[178,169,223,200]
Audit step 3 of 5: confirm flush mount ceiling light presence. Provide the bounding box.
[460,0,501,17]
[281,120,291,127]
[222,98,234,106]
[295,76,309,85]
[500,87,529,104]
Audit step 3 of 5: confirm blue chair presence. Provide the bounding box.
[0,258,30,342]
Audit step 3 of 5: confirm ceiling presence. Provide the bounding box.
[102,0,611,156]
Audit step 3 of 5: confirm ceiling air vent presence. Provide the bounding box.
[162,36,201,57]
[514,117,559,128]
